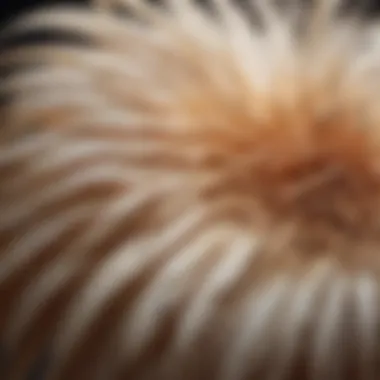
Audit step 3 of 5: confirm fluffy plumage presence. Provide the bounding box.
[0,0,380,379]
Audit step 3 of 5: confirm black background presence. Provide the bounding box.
[0,0,88,28]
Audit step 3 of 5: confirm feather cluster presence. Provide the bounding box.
[1,0,380,379]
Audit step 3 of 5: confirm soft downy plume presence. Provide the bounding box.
[0,0,380,379]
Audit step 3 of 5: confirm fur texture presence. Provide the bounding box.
[1,0,380,379]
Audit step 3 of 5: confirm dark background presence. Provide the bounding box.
[0,0,88,28]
